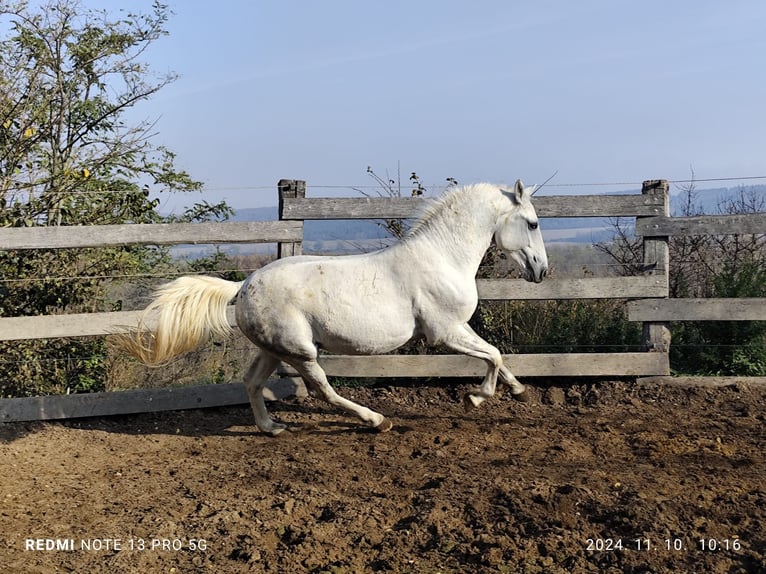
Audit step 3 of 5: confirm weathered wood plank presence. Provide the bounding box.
[628,298,766,321]
[0,221,303,250]
[313,352,669,378]
[533,194,666,217]
[2,276,668,341]
[0,379,307,423]
[0,307,240,340]
[0,310,145,340]
[280,194,665,220]
[477,276,667,300]
[1,275,664,341]
[0,274,670,341]
[636,213,766,237]
[639,180,671,352]
[278,179,306,257]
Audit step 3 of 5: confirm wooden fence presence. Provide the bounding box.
[276,178,672,380]
[0,177,764,421]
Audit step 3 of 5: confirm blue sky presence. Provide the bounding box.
[119,1,766,211]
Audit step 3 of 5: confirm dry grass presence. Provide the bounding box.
[106,334,254,391]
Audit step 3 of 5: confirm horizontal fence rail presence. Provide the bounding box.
[303,352,669,378]
[280,193,667,221]
[0,310,147,340]
[0,275,668,340]
[0,220,303,249]
[636,213,766,237]
[0,380,305,423]
[477,276,667,300]
[628,298,766,322]
[0,308,238,341]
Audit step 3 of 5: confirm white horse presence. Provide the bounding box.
[121,181,548,435]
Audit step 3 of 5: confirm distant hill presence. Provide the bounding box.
[668,183,766,215]
[229,206,276,222]
[231,207,389,243]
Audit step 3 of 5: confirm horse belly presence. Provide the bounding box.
[238,256,416,356]
[313,301,416,355]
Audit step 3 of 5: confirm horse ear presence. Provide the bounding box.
[514,179,525,203]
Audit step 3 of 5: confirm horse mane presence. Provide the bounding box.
[406,183,498,239]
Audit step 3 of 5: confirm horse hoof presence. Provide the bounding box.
[266,424,288,437]
[374,418,393,433]
[463,393,484,412]
[511,389,530,403]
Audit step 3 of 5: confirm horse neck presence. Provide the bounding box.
[403,185,502,274]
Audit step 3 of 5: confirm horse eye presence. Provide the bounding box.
[528,221,538,231]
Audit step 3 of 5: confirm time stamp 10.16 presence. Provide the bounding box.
[586,538,742,553]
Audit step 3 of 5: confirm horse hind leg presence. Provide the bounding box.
[292,359,392,432]
[243,351,285,436]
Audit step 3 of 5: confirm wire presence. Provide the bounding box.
[5,174,766,197]
[0,345,248,366]
[307,174,766,190]
[669,175,766,185]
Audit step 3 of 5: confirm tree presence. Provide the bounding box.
[0,0,228,396]
[0,0,203,221]
[670,184,766,374]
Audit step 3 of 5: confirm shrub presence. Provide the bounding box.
[471,299,642,355]
[671,259,766,375]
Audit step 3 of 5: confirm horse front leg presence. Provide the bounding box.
[498,365,529,402]
[440,324,504,411]
[461,324,529,403]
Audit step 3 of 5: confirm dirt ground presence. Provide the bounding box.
[1,379,764,574]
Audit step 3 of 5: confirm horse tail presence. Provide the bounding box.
[119,275,244,366]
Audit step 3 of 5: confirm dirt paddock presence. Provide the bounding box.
[1,380,764,573]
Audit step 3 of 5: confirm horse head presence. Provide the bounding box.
[494,180,549,283]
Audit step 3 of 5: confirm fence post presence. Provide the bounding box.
[640,179,671,358]
[277,179,306,258]
[275,179,308,384]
